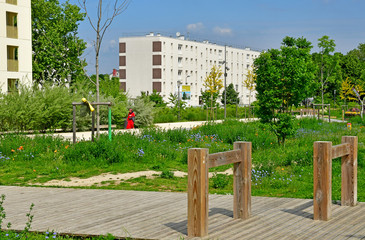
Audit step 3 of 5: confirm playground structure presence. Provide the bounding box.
[187,136,358,237]
[72,100,112,144]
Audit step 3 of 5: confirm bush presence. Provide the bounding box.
[160,170,174,179]
[212,173,230,189]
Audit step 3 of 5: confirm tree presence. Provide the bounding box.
[254,36,315,145]
[80,0,130,136]
[346,43,365,83]
[203,65,224,120]
[221,83,239,105]
[32,0,87,85]
[149,90,166,107]
[313,36,341,113]
[243,69,256,105]
[340,77,365,103]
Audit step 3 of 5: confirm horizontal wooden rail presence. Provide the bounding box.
[188,141,251,237]
[331,143,350,159]
[313,136,357,221]
[208,149,241,168]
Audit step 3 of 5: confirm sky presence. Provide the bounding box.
[60,0,365,75]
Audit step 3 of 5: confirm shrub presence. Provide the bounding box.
[212,173,230,189]
[160,170,174,179]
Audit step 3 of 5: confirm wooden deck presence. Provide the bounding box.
[0,186,364,239]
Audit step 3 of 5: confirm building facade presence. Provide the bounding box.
[119,33,260,106]
[0,0,32,93]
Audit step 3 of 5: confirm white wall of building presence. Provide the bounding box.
[0,0,32,93]
[119,33,260,106]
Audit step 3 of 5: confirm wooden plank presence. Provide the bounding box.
[341,136,358,206]
[207,149,241,168]
[313,141,332,220]
[233,142,251,219]
[331,143,350,159]
[187,148,209,237]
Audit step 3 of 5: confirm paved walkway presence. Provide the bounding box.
[34,119,256,142]
[1,186,364,239]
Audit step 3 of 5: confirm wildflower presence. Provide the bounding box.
[54,150,57,153]
[65,145,69,149]
[17,146,24,151]
[137,148,145,157]
[282,168,284,170]
[11,149,15,152]
[33,169,36,172]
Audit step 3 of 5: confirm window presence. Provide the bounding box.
[7,45,18,72]
[178,44,182,51]
[6,0,17,5]
[6,12,18,39]
[153,41,162,52]
[7,79,18,93]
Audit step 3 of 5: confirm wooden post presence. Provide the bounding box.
[341,136,358,206]
[233,142,251,219]
[188,148,209,237]
[73,105,76,144]
[342,110,345,122]
[328,105,331,123]
[313,141,332,220]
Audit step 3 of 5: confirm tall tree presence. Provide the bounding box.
[32,0,87,85]
[313,36,341,113]
[254,36,315,145]
[243,68,256,105]
[203,65,223,120]
[221,83,239,105]
[80,0,130,136]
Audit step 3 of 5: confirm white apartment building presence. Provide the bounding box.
[0,0,32,93]
[119,33,260,106]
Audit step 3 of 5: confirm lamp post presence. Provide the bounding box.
[224,45,227,119]
[219,46,229,119]
[177,80,182,121]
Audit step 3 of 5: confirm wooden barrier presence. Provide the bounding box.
[313,136,357,221]
[187,142,252,237]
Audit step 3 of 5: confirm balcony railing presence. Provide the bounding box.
[6,0,17,5]
[7,59,19,72]
[7,26,18,39]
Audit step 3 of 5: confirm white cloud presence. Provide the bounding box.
[186,22,204,32]
[109,39,117,47]
[213,26,233,36]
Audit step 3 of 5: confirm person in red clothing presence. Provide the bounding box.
[126,109,135,129]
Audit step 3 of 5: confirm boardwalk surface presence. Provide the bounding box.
[0,186,364,239]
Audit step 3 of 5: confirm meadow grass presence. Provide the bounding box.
[0,118,364,202]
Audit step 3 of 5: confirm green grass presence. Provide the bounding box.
[0,118,364,202]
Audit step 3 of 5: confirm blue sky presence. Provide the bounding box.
[61,0,365,74]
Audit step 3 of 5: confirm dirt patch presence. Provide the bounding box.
[31,169,233,187]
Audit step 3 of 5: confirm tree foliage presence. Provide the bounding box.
[32,0,87,84]
[340,77,365,103]
[254,36,315,145]
[243,69,256,105]
[221,83,239,105]
[203,65,224,120]
[312,36,342,107]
